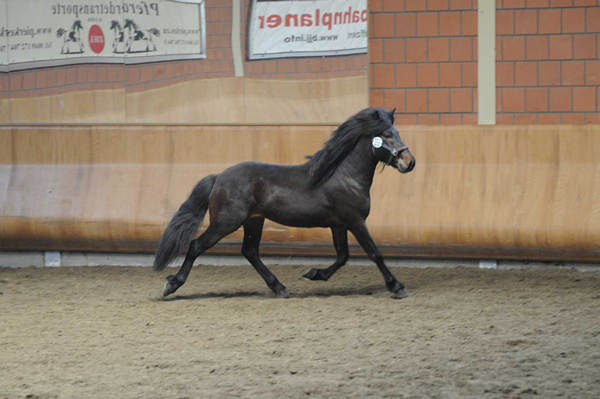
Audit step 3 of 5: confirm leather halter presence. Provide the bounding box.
[372,136,409,166]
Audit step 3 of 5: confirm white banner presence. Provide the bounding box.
[248,0,368,60]
[0,0,206,71]
[0,0,7,67]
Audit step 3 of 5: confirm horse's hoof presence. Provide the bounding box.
[163,281,176,297]
[392,288,408,299]
[302,269,326,281]
[163,275,181,297]
[278,290,290,298]
[302,269,318,280]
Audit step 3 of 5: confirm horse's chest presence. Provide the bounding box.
[339,197,371,219]
[328,186,371,218]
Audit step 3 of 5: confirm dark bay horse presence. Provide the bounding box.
[154,107,416,298]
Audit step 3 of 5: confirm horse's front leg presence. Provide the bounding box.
[350,222,407,299]
[303,226,348,281]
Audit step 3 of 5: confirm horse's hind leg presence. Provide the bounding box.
[163,224,236,297]
[303,226,349,281]
[242,217,289,298]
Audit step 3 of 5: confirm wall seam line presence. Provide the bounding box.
[231,0,244,77]
[478,0,496,125]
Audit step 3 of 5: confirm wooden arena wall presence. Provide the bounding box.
[1,124,599,260]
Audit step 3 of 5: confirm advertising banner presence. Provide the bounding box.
[0,0,7,67]
[0,0,206,71]
[248,0,368,60]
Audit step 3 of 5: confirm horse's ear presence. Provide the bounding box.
[374,109,394,123]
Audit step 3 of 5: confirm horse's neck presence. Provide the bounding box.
[335,142,377,191]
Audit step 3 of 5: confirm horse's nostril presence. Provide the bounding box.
[401,158,415,173]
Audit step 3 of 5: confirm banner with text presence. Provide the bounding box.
[0,0,206,71]
[248,0,368,60]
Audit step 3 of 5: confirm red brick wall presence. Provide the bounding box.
[496,0,600,124]
[369,0,478,124]
[1,0,367,100]
[369,0,600,124]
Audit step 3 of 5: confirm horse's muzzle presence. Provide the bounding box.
[396,149,415,173]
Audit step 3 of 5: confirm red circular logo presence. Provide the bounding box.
[88,25,105,54]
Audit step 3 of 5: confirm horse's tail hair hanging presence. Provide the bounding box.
[153,174,217,271]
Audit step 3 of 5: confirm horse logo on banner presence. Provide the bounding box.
[56,20,84,54]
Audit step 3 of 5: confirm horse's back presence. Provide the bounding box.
[217,161,305,184]
[210,161,332,227]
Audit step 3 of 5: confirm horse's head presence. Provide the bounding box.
[370,108,415,173]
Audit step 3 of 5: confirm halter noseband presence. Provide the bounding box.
[372,137,408,166]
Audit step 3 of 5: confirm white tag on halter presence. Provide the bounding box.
[372,137,383,149]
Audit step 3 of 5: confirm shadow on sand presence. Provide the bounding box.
[158,284,387,301]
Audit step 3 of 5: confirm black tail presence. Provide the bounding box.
[153,174,217,271]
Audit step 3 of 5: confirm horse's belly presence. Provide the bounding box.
[262,203,334,228]
[265,213,332,228]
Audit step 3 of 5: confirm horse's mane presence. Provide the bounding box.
[306,107,394,186]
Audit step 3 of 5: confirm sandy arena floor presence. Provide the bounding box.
[1,264,599,398]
